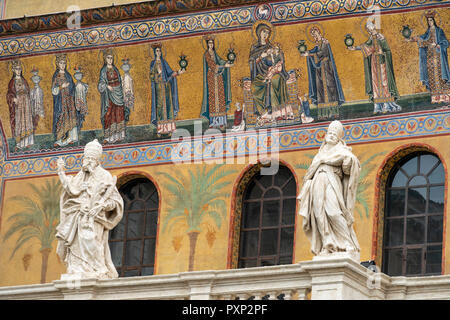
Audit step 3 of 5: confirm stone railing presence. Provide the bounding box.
[1,257,450,300]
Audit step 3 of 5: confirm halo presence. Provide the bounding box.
[200,34,220,52]
[420,10,441,30]
[306,22,325,43]
[149,43,167,60]
[251,20,276,43]
[54,53,71,71]
[359,16,378,38]
[97,47,119,66]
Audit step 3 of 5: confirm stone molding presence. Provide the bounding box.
[1,257,450,300]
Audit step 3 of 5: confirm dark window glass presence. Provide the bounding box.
[109,178,159,277]
[240,230,259,258]
[282,199,296,225]
[244,180,263,200]
[420,154,438,175]
[406,217,425,245]
[262,200,280,227]
[428,163,445,184]
[385,218,404,246]
[260,229,278,255]
[429,186,445,213]
[406,248,423,275]
[407,188,426,215]
[238,259,257,268]
[426,245,442,274]
[392,170,408,187]
[264,188,280,199]
[386,189,405,217]
[383,248,403,276]
[274,166,292,187]
[402,157,418,176]
[280,228,294,254]
[383,153,444,277]
[282,178,296,197]
[242,202,260,228]
[427,215,443,243]
[409,175,427,186]
[238,166,296,268]
[145,211,158,237]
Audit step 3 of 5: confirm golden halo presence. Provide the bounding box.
[251,20,275,43]
[54,53,71,72]
[97,47,119,66]
[359,16,379,38]
[420,10,441,30]
[306,22,325,43]
[200,34,220,52]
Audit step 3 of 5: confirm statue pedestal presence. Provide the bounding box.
[312,250,360,262]
[60,273,99,281]
[54,277,100,300]
[299,255,386,300]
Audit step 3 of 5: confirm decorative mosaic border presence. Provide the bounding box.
[0,0,446,60]
[0,108,449,179]
[0,0,264,36]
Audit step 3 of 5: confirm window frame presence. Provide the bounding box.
[382,152,445,277]
[238,165,297,268]
[109,177,159,277]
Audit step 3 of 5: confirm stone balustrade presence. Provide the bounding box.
[1,257,450,300]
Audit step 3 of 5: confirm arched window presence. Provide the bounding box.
[382,152,445,276]
[238,165,296,268]
[109,177,159,277]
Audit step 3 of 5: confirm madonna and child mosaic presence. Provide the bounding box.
[2,4,449,153]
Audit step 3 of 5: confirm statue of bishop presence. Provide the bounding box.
[298,120,360,260]
[55,139,123,279]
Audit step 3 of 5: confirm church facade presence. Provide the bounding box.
[0,0,448,299]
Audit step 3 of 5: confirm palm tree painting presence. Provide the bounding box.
[295,151,386,218]
[2,179,62,283]
[353,151,387,218]
[158,164,236,271]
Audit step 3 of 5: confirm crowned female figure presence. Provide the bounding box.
[409,10,450,104]
[200,35,233,129]
[6,60,35,150]
[150,43,183,136]
[98,48,130,144]
[52,53,78,147]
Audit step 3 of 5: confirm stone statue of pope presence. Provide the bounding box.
[298,120,360,259]
[55,139,123,279]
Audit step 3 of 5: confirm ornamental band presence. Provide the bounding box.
[55,139,123,279]
[297,120,360,257]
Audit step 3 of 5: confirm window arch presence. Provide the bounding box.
[109,177,159,277]
[382,152,445,276]
[237,165,297,268]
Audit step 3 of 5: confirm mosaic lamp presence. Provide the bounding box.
[31,67,41,85]
[227,48,236,64]
[73,66,83,81]
[344,34,354,48]
[121,59,131,73]
[401,25,412,39]
[297,40,307,54]
[179,54,188,71]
